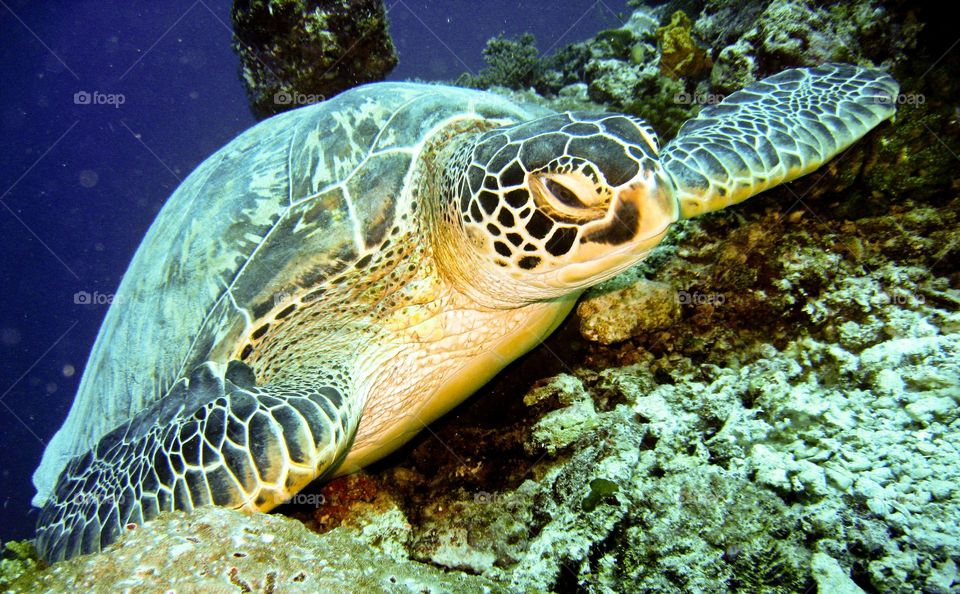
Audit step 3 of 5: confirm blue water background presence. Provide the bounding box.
[0,0,629,544]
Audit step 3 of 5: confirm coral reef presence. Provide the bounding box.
[7,506,497,593]
[696,0,922,92]
[231,0,397,120]
[456,33,543,92]
[0,540,42,591]
[458,1,932,143]
[457,11,698,139]
[656,11,712,79]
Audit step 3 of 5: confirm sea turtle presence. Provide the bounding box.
[34,63,898,561]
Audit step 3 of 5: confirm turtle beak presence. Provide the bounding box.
[617,170,680,249]
[555,171,679,287]
[579,169,679,252]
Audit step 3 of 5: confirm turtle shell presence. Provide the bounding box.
[34,83,547,505]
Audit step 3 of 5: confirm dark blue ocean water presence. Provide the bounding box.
[0,0,629,544]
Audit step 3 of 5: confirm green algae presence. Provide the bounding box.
[582,478,621,512]
[656,11,712,79]
[0,540,43,591]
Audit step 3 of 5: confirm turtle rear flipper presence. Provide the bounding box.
[35,360,358,562]
[662,63,899,218]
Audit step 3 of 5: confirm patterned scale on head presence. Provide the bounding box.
[430,112,679,306]
[463,113,667,265]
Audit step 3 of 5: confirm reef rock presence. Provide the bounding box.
[231,0,397,120]
[7,506,497,593]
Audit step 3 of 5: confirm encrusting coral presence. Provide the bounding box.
[656,11,712,79]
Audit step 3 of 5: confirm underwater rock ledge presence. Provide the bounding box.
[6,506,498,593]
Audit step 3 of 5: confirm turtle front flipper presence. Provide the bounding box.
[35,360,358,562]
[661,63,899,218]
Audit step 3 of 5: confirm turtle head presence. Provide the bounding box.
[441,112,679,304]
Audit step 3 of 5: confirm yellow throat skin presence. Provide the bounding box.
[339,285,578,475]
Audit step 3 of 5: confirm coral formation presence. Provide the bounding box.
[656,11,712,79]
[7,507,497,593]
[577,279,681,345]
[231,0,397,120]
[456,33,543,92]
[457,9,699,139]
[697,0,922,92]
[0,540,42,591]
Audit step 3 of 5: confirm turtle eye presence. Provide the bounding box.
[544,179,585,208]
[530,172,610,224]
